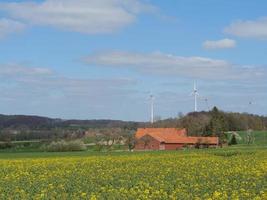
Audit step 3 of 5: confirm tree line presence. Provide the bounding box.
[0,108,266,143]
[151,107,266,144]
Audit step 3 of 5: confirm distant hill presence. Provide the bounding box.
[0,109,266,141]
[59,119,141,129]
[0,114,140,130]
[0,114,58,129]
[0,109,266,131]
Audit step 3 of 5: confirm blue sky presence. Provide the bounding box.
[0,0,266,121]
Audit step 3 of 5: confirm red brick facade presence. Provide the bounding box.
[164,143,184,150]
[134,128,219,151]
[134,135,161,150]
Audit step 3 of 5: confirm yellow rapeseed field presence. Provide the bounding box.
[0,149,266,200]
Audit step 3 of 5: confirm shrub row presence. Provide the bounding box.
[43,140,86,152]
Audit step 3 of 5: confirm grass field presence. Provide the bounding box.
[0,147,266,200]
[235,131,267,146]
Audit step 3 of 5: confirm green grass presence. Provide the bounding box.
[0,140,45,153]
[0,145,265,160]
[234,130,267,146]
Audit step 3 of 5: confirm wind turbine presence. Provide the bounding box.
[191,81,199,112]
[150,94,155,124]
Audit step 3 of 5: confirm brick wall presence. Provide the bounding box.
[135,135,161,150]
[164,143,184,150]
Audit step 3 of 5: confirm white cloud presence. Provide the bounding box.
[84,51,267,80]
[225,17,267,39]
[0,63,136,97]
[0,63,139,120]
[1,0,155,34]
[0,63,266,119]
[0,63,134,86]
[203,38,236,49]
[0,63,52,77]
[0,18,26,38]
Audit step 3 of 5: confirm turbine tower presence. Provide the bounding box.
[191,81,199,112]
[150,94,154,124]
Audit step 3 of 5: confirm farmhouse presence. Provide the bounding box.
[134,128,219,150]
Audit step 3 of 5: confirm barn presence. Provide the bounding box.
[134,128,219,150]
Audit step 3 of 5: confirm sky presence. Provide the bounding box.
[0,0,266,121]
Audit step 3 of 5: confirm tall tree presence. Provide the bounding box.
[206,107,228,145]
[229,134,237,145]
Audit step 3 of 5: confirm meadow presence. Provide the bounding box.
[0,147,266,200]
[233,131,267,146]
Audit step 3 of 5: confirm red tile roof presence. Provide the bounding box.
[136,128,187,139]
[135,128,218,145]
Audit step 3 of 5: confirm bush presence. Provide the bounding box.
[93,143,104,152]
[0,142,13,149]
[229,134,237,145]
[43,140,86,152]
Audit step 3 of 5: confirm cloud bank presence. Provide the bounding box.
[0,0,155,34]
[0,63,137,106]
[84,51,266,80]
[225,17,267,39]
[203,38,236,49]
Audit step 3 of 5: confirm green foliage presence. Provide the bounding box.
[93,143,104,152]
[180,112,211,136]
[235,131,267,146]
[43,140,86,152]
[0,109,266,144]
[205,107,229,145]
[123,130,136,151]
[0,140,46,152]
[0,141,13,149]
[212,149,257,157]
[229,134,237,145]
[82,136,96,144]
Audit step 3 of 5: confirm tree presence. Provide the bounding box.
[124,131,136,151]
[100,128,122,151]
[229,134,237,145]
[246,129,254,145]
[206,107,229,145]
[180,112,210,136]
